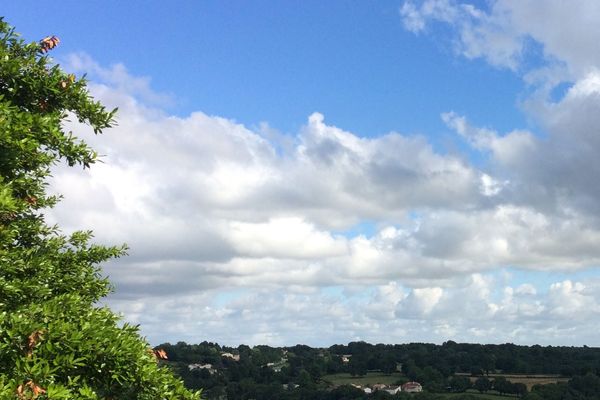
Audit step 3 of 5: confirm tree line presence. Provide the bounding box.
[157,340,600,399]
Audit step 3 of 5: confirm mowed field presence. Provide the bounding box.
[456,373,569,390]
[322,372,404,386]
[437,391,512,399]
[438,392,506,399]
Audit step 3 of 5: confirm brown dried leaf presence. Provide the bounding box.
[40,35,60,52]
[26,330,44,357]
[16,381,46,399]
[25,196,37,205]
[154,349,168,360]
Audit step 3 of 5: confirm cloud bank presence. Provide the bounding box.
[47,1,600,345]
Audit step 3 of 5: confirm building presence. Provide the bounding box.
[402,381,423,392]
[371,384,401,394]
[188,363,216,374]
[384,385,401,395]
[221,352,240,361]
[282,383,299,390]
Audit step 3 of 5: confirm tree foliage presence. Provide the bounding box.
[473,376,491,393]
[0,18,199,399]
[162,340,600,399]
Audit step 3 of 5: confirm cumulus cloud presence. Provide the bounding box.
[105,275,600,346]
[49,9,600,346]
[65,52,175,107]
[227,218,348,259]
[401,0,600,77]
[443,71,600,221]
[401,0,525,70]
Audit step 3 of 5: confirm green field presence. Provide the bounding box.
[322,372,564,397]
[436,390,517,399]
[322,372,405,386]
[455,373,568,390]
[321,375,523,399]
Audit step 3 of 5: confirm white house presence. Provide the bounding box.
[402,381,422,392]
[221,352,240,361]
[384,385,401,395]
[188,363,216,374]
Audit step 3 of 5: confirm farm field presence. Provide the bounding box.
[455,373,569,390]
[322,372,405,386]
[437,391,513,399]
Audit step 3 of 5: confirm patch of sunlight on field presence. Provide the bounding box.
[322,372,405,386]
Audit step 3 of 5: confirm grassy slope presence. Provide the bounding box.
[321,374,529,399]
[322,372,405,386]
[437,390,518,399]
[455,373,569,390]
[322,371,567,397]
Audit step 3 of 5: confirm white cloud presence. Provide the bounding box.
[548,280,600,319]
[65,53,175,107]
[479,173,506,196]
[48,43,600,345]
[401,0,524,69]
[401,0,600,79]
[104,275,600,346]
[400,0,463,33]
[227,218,348,259]
[515,283,536,296]
[405,287,444,315]
[441,111,536,168]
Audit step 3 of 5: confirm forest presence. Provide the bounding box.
[156,340,600,399]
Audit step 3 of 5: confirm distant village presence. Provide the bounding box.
[187,351,422,395]
[155,340,599,399]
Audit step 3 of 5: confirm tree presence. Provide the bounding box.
[473,376,491,393]
[569,373,600,397]
[0,19,199,399]
[421,366,446,392]
[296,369,314,389]
[526,382,567,400]
[380,354,397,375]
[512,382,527,397]
[327,385,366,400]
[448,375,472,392]
[349,355,368,377]
[492,376,511,395]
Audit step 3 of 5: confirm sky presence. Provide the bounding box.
[5,0,600,347]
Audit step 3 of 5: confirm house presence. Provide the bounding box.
[282,384,299,390]
[188,363,216,374]
[341,354,352,363]
[350,384,371,394]
[384,385,401,395]
[221,352,240,361]
[402,381,422,392]
[371,384,401,394]
[265,360,285,372]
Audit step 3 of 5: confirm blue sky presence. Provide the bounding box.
[6,1,600,346]
[5,1,525,136]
